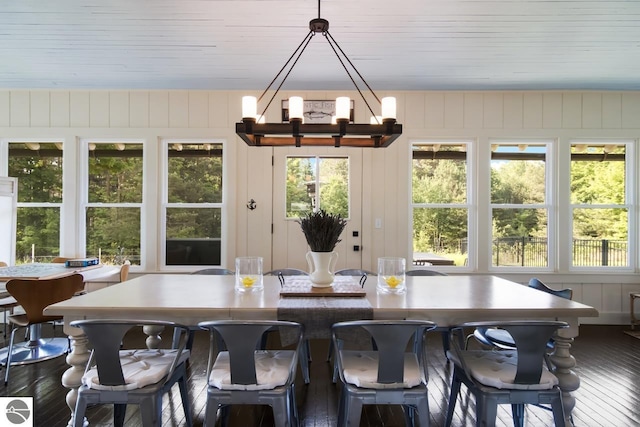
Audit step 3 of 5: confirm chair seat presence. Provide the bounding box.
[82,349,190,391]
[0,296,18,308]
[454,350,558,390]
[209,349,296,391]
[340,350,424,389]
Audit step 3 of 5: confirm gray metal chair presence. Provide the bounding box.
[469,278,573,352]
[445,320,569,427]
[70,319,192,427]
[198,320,303,427]
[332,320,437,427]
[265,268,308,276]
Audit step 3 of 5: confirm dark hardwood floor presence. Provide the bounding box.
[1,324,639,426]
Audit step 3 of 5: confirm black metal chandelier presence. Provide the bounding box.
[236,0,402,148]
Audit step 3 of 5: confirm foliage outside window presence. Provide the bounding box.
[285,156,349,218]
[165,142,223,266]
[412,143,469,267]
[490,142,549,268]
[570,142,629,267]
[85,142,142,265]
[8,142,62,263]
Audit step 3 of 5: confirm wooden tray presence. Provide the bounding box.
[280,278,366,297]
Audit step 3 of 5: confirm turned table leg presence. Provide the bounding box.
[61,326,91,427]
[549,322,580,427]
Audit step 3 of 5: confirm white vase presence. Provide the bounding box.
[306,251,338,287]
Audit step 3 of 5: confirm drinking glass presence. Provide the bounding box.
[377,257,406,294]
[235,256,263,292]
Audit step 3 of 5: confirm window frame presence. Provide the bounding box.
[567,139,635,273]
[160,138,227,271]
[79,138,146,268]
[487,139,555,273]
[410,139,475,271]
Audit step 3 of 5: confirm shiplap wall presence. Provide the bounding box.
[1,89,640,324]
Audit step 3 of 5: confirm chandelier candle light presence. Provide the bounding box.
[237,0,402,148]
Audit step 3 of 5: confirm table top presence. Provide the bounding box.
[45,274,599,328]
[0,263,109,281]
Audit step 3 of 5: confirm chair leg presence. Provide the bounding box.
[299,340,310,384]
[511,403,525,427]
[4,326,19,385]
[72,396,87,427]
[271,398,291,427]
[203,397,220,427]
[139,397,157,426]
[288,384,299,427]
[551,395,566,427]
[114,403,127,427]
[480,397,498,427]
[178,374,193,427]
[416,396,431,427]
[445,370,462,427]
[345,395,363,427]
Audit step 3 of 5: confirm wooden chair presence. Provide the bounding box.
[2,273,84,384]
[0,261,7,267]
[70,319,192,427]
[119,260,131,282]
[51,257,74,263]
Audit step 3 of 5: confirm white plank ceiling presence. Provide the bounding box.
[1,0,639,91]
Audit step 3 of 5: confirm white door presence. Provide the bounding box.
[272,147,363,272]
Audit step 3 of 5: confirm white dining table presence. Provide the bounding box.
[45,273,598,426]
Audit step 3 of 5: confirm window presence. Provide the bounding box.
[8,142,63,263]
[82,141,143,265]
[412,143,469,267]
[570,142,630,268]
[163,141,224,266]
[285,156,349,218]
[490,142,550,268]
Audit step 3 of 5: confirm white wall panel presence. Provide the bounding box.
[0,91,10,127]
[425,93,445,129]
[30,91,50,127]
[621,92,640,129]
[130,91,149,128]
[50,91,70,127]
[463,93,483,129]
[444,93,464,129]
[542,93,562,128]
[168,91,188,128]
[561,93,582,128]
[503,93,523,129]
[109,91,129,127]
[483,93,503,128]
[89,91,109,127]
[70,91,90,127]
[149,92,169,128]
[581,93,602,129]
[404,93,425,128]
[10,91,29,127]
[602,92,622,129]
[188,91,208,128]
[523,93,543,129]
[208,92,229,128]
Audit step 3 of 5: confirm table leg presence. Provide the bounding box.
[549,333,579,427]
[143,324,165,349]
[61,329,90,427]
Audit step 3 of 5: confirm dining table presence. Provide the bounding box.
[45,273,598,427]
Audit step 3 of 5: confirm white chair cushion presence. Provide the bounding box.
[209,350,296,391]
[459,350,558,390]
[339,350,424,389]
[82,349,189,391]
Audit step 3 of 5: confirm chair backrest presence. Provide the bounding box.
[70,319,189,387]
[335,269,376,276]
[119,260,131,282]
[0,261,7,267]
[191,268,234,275]
[264,268,308,276]
[51,257,74,263]
[406,269,448,276]
[332,320,436,384]
[453,320,568,385]
[7,273,84,324]
[198,320,302,385]
[528,278,572,300]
